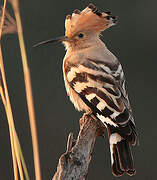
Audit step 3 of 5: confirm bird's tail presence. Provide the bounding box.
[108,131,136,176]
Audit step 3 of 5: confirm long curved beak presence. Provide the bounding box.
[33,36,69,47]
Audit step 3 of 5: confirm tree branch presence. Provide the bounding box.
[52,113,105,180]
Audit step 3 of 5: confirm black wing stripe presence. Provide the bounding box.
[90,96,100,106]
[81,61,109,74]
[115,109,130,124]
[103,86,120,97]
[87,73,115,85]
[87,58,120,71]
[70,72,88,85]
[102,107,113,117]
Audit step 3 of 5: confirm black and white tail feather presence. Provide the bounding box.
[64,58,138,176]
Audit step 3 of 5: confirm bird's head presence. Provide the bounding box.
[34,3,118,50]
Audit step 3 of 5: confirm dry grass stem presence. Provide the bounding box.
[0,48,20,180]
[0,1,29,180]
[0,47,25,180]
[0,1,19,179]
[9,0,42,179]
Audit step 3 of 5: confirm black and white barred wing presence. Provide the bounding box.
[65,58,137,141]
[65,58,135,131]
[64,58,137,176]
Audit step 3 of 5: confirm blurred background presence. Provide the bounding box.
[0,0,156,179]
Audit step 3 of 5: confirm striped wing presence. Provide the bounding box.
[64,58,137,144]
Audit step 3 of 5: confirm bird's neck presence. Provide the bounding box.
[63,38,118,68]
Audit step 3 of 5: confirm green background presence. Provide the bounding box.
[0,0,156,179]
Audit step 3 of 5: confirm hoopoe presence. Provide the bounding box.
[35,3,138,177]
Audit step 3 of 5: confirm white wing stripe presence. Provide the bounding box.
[97,101,106,110]
[97,114,118,127]
[86,93,96,101]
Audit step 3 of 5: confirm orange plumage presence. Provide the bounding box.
[65,3,117,38]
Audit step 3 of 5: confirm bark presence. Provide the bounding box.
[52,113,105,180]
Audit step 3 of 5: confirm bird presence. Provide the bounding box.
[34,3,138,177]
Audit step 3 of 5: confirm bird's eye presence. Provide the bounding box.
[78,33,84,38]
